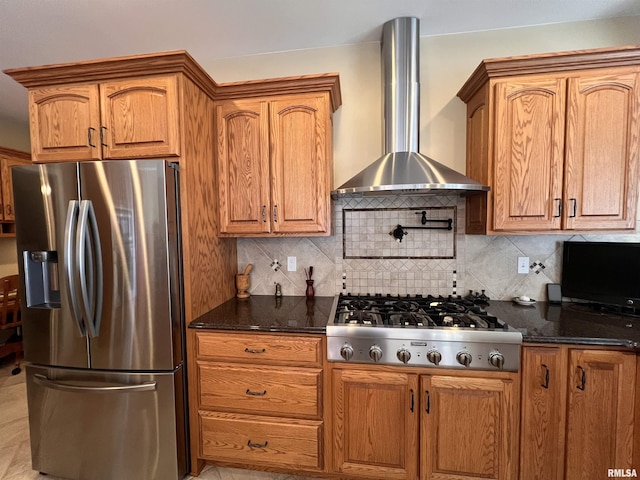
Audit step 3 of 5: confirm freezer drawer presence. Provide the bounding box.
[26,364,187,480]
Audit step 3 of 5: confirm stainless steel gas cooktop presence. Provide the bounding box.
[326,293,522,371]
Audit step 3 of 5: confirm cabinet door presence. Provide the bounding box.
[332,369,418,479]
[216,99,271,234]
[519,346,567,480]
[270,94,331,234]
[493,78,566,231]
[565,349,636,480]
[564,70,640,230]
[0,154,31,221]
[29,84,102,162]
[421,375,518,480]
[100,76,181,159]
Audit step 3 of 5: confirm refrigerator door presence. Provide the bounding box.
[79,160,181,371]
[13,163,90,368]
[26,364,188,480]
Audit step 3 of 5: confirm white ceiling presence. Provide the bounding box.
[1,0,640,124]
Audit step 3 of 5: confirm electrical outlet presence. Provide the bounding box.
[518,257,529,274]
[287,256,296,272]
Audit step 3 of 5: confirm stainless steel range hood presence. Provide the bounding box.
[332,17,489,197]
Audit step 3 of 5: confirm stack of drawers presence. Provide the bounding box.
[195,331,324,472]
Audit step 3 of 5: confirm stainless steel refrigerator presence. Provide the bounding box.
[12,160,188,480]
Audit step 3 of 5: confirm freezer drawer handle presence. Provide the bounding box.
[247,440,268,449]
[33,374,157,393]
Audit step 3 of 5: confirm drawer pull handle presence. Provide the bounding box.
[247,440,268,449]
[246,388,267,396]
[554,198,562,218]
[577,365,586,390]
[425,390,430,414]
[88,127,96,147]
[244,348,266,354]
[541,364,550,389]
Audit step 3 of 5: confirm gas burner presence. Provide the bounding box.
[392,301,421,312]
[337,309,383,326]
[439,302,468,314]
[389,312,436,327]
[347,299,374,311]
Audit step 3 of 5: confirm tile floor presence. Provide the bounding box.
[0,360,326,480]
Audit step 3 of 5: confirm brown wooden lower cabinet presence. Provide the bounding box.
[192,331,325,475]
[520,345,636,480]
[332,368,419,479]
[421,374,518,480]
[331,364,519,480]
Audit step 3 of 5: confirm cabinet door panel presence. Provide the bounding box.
[29,85,102,162]
[565,349,636,480]
[100,76,180,159]
[564,71,640,229]
[270,94,331,234]
[421,375,518,480]
[332,369,418,479]
[493,78,565,231]
[519,346,567,480]
[0,151,30,221]
[216,99,271,234]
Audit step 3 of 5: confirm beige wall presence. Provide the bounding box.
[205,15,640,186]
[0,115,30,152]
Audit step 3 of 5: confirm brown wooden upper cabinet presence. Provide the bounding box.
[215,75,341,237]
[0,146,30,228]
[25,76,180,162]
[5,51,240,330]
[458,46,640,234]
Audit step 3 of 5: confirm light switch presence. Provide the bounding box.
[287,256,296,272]
[517,257,529,274]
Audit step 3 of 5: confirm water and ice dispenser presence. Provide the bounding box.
[23,251,60,308]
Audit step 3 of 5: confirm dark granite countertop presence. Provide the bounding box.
[486,300,640,349]
[190,295,640,349]
[189,295,335,334]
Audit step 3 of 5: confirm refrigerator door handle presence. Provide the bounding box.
[34,373,157,393]
[64,200,86,336]
[76,200,104,338]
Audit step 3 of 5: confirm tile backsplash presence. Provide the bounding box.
[237,197,640,301]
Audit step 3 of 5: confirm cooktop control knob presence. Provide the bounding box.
[369,345,383,362]
[426,349,442,366]
[340,344,354,361]
[456,351,472,367]
[397,348,411,364]
[489,351,505,369]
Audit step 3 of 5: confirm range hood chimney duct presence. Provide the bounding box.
[332,17,489,196]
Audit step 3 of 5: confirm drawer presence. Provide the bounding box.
[199,411,322,470]
[198,363,321,418]
[196,332,322,366]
